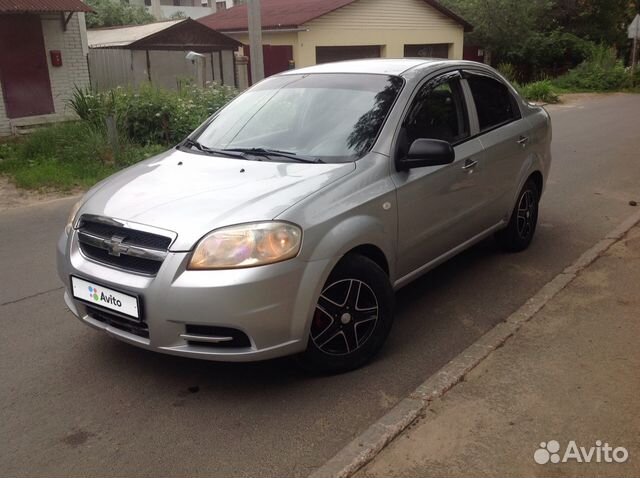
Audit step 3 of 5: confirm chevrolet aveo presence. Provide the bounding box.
[57,59,552,373]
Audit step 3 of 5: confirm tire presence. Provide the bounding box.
[495,178,540,252]
[296,254,395,374]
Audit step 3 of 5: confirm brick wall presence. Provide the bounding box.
[0,12,91,136]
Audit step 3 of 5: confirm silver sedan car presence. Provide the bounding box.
[57,59,552,373]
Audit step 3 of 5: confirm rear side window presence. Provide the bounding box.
[466,74,520,132]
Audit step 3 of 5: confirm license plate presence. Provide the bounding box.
[71,276,140,319]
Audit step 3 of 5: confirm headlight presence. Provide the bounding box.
[188,222,302,270]
[65,199,83,235]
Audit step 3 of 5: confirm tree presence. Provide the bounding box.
[550,0,632,46]
[440,0,551,62]
[85,0,155,29]
[441,0,637,76]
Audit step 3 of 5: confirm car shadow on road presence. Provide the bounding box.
[86,235,505,392]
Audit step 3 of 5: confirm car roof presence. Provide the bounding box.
[279,58,474,77]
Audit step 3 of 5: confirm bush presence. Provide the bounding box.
[70,82,237,145]
[0,83,238,192]
[517,80,560,104]
[498,63,519,83]
[0,122,164,190]
[502,31,595,82]
[631,68,640,89]
[553,45,629,91]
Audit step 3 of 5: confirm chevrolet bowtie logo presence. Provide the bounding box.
[104,235,129,257]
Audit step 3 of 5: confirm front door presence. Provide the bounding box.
[392,72,485,279]
[0,14,54,118]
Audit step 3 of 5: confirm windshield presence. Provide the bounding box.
[193,73,404,163]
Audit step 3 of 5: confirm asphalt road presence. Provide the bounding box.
[1,93,639,478]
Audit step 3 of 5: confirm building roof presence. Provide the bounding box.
[88,18,241,51]
[199,0,472,33]
[88,20,183,48]
[0,0,93,13]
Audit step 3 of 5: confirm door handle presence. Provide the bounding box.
[517,136,530,147]
[462,159,478,170]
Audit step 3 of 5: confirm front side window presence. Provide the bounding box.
[466,74,520,132]
[194,73,404,163]
[403,74,469,146]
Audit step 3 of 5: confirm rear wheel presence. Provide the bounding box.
[495,178,540,252]
[297,255,394,374]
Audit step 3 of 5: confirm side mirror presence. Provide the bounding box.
[398,139,455,171]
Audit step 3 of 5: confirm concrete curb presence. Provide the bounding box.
[309,209,640,478]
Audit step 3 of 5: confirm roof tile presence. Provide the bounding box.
[198,0,471,32]
[0,0,93,13]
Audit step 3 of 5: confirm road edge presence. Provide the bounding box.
[0,193,81,213]
[309,208,640,478]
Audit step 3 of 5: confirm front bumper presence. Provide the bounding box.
[56,230,331,362]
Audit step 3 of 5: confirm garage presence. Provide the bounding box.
[316,45,381,64]
[200,0,472,84]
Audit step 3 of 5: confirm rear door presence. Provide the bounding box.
[463,71,531,223]
[0,14,54,118]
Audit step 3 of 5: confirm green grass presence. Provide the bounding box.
[517,80,561,104]
[0,82,237,193]
[0,122,165,191]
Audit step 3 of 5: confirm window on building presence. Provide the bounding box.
[216,1,227,10]
[404,44,450,59]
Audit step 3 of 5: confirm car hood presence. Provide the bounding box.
[79,149,355,251]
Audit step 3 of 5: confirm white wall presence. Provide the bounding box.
[154,5,215,19]
[0,13,91,136]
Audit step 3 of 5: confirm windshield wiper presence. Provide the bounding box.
[225,148,324,164]
[182,138,246,159]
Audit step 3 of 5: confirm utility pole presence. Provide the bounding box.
[632,27,639,75]
[150,0,162,20]
[247,0,264,83]
[629,14,640,77]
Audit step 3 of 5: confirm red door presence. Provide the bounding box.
[245,45,294,85]
[0,14,55,118]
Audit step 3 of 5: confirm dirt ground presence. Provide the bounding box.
[358,226,640,478]
[0,177,77,211]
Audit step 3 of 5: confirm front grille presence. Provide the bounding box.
[185,324,251,349]
[80,243,163,275]
[87,306,149,339]
[81,220,172,250]
[77,217,172,275]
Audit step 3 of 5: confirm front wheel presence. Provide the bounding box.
[297,255,395,374]
[495,178,540,252]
